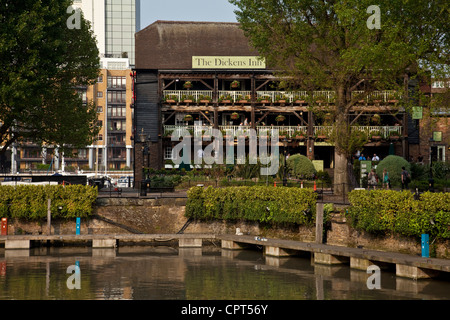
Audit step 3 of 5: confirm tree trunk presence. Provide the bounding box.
[334,151,349,196]
[333,85,350,196]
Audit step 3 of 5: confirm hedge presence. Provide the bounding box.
[0,185,98,220]
[186,186,318,226]
[347,189,450,239]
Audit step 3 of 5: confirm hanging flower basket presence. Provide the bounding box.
[275,115,286,122]
[231,112,240,120]
[183,81,193,89]
[230,80,240,89]
[184,114,193,122]
[371,114,381,124]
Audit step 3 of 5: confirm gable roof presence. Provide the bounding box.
[135,20,260,70]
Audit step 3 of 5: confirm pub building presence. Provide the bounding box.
[133,20,422,184]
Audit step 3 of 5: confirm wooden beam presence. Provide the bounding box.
[256,80,271,91]
[199,79,214,91]
[162,79,176,91]
[162,111,176,125]
[256,111,270,125]
[350,111,365,126]
[291,111,308,126]
[199,111,214,126]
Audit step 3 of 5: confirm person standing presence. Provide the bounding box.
[372,154,379,161]
[401,166,410,190]
[382,168,390,189]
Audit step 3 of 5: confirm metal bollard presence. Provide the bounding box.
[76,217,81,235]
[1,218,7,236]
[421,234,430,258]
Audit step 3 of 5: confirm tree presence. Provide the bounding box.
[229,0,449,194]
[0,0,100,158]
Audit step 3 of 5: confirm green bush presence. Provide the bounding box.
[186,186,317,226]
[375,155,410,186]
[0,185,98,220]
[287,154,317,179]
[347,189,450,239]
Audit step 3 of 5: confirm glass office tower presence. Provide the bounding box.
[105,0,137,66]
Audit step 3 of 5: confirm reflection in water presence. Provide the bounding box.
[0,246,449,300]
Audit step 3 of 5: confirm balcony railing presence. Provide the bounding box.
[164,125,402,140]
[163,90,401,104]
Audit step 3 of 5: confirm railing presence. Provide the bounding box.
[164,125,402,139]
[163,90,400,103]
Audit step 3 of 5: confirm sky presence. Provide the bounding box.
[139,0,238,29]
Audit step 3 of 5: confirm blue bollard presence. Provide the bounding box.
[421,234,429,258]
[76,217,81,235]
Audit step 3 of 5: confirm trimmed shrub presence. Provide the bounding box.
[347,189,450,239]
[186,186,317,226]
[375,155,410,186]
[0,185,98,220]
[287,154,317,179]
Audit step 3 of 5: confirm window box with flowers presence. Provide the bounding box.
[198,95,211,104]
[164,95,178,104]
[258,96,272,104]
[219,94,232,104]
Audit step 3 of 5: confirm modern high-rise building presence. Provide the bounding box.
[8,1,140,174]
[73,0,140,66]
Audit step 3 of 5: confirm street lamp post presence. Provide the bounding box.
[139,128,150,196]
[283,138,288,187]
[429,137,434,192]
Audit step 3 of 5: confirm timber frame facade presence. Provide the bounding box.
[133,21,423,184]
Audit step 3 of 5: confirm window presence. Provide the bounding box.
[107,91,126,103]
[107,76,126,89]
[97,106,103,113]
[107,106,126,117]
[164,147,173,160]
[108,120,126,131]
[97,91,103,98]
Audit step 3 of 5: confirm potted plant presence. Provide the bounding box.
[236,95,250,103]
[275,114,286,123]
[388,92,400,103]
[371,113,381,124]
[183,81,193,89]
[230,80,240,89]
[276,94,289,104]
[370,130,383,141]
[258,96,271,103]
[164,95,178,104]
[293,130,306,140]
[315,95,326,103]
[231,112,240,120]
[198,95,211,104]
[182,95,195,103]
[315,129,328,140]
[184,114,193,122]
[219,94,232,103]
[389,130,401,141]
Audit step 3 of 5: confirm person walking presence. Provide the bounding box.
[382,168,390,189]
[401,166,410,190]
[367,169,378,190]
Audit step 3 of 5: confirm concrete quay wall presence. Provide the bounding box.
[2,197,449,259]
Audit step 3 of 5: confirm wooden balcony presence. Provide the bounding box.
[163,125,402,141]
[162,90,401,105]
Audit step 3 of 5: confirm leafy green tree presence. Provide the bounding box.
[230,0,449,194]
[0,0,100,156]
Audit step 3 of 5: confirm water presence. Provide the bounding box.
[0,245,449,300]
